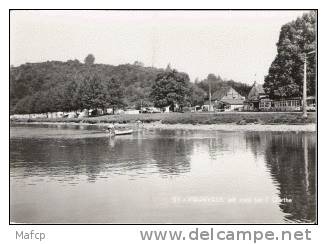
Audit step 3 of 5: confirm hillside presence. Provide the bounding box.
[10,59,251,114]
[10,60,164,113]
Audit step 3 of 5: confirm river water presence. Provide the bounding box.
[10,124,316,223]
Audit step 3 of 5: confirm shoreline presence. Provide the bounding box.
[11,121,316,132]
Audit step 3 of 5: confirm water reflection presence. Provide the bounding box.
[149,130,192,176]
[204,131,316,223]
[10,124,316,223]
[262,132,316,223]
[10,128,192,183]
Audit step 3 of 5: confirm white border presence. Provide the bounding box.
[2,1,326,243]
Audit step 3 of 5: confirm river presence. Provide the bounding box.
[10,124,316,223]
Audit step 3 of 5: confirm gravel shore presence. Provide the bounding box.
[142,122,316,132]
[12,121,316,132]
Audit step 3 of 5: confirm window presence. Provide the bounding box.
[295,100,299,107]
[291,100,295,107]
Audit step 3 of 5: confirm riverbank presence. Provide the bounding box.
[142,121,316,132]
[10,111,316,124]
[10,112,316,132]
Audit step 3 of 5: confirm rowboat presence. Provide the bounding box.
[107,129,133,136]
[114,129,133,135]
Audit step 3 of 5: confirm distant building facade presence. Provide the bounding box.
[244,81,268,111]
[203,86,245,111]
[244,81,315,112]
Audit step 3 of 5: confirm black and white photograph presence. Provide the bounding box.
[9,10,317,224]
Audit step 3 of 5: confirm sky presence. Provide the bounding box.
[10,10,307,84]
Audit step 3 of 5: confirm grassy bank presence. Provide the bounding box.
[10,112,316,125]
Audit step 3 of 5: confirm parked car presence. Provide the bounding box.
[146,107,161,113]
[140,108,148,113]
[307,104,316,112]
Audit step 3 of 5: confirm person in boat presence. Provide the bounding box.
[136,120,144,129]
[107,124,116,135]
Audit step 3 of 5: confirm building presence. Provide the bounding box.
[306,96,316,111]
[125,109,140,115]
[244,81,268,111]
[164,106,170,113]
[209,86,245,111]
[202,103,213,112]
[78,109,89,118]
[245,81,315,112]
[67,112,78,118]
[244,81,301,111]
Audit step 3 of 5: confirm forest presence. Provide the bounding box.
[10,55,251,114]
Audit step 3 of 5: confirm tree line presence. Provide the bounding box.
[10,56,161,114]
[12,73,126,115]
[10,56,251,114]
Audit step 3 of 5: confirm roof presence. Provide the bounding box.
[220,99,245,105]
[256,84,265,94]
[211,86,231,101]
[204,99,244,105]
[247,82,265,100]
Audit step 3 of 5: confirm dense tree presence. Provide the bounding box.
[263,11,316,98]
[13,95,35,114]
[134,100,153,110]
[189,84,206,106]
[61,80,80,112]
[104,77,125,114]
[225,80,252,97]
[78,74,106,110]
[84,54,95,65]
[150,69,191,111]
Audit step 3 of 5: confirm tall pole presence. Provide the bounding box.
[140,99,143,113]
[303,54,307,118]
[208,79,212,112]
[302,50,315,118]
